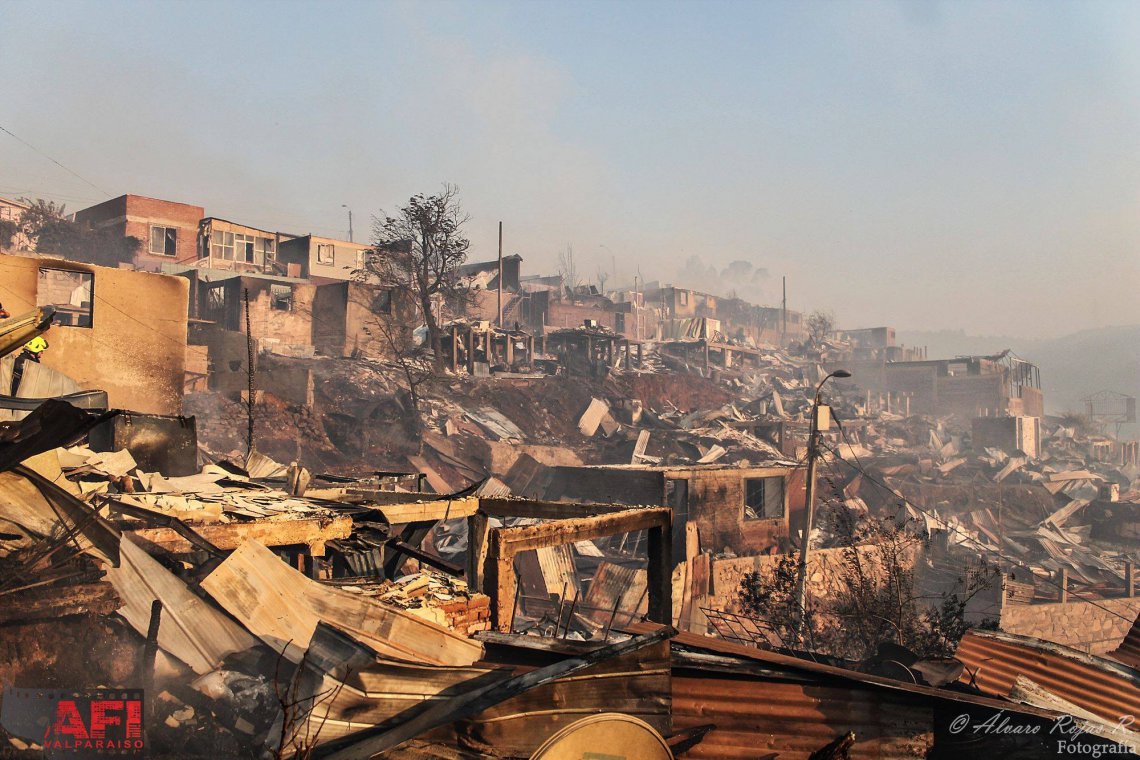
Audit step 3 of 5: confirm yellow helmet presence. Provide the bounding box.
[24,336,48,353]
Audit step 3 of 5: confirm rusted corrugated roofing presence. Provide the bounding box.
[1110,612,1140,669]
[673,670,934,760]
[956,629,1140,725]
[631,627,1056,760]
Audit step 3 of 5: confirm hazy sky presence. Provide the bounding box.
[3,0,1138,338]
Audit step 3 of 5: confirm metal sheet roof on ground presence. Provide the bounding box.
[956,628,1140,725]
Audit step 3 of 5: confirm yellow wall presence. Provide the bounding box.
[0,253,188,414]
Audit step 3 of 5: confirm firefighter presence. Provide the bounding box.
[10,336,47,396]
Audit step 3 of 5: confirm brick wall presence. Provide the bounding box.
[545,301,616,331]
[76,195,203,272]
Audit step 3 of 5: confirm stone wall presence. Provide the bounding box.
[709,544,916,612]
[1000,596,1140,654]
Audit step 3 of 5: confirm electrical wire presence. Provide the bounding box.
[0,124,110,197]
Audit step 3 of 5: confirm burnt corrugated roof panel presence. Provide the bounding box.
[956,629,1140,725]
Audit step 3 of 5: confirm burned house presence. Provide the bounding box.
[457,253,522,293]
[541,323,644,376]
[837,350,1044,419]
[185,269,410,384]
[277,234,374,281]
[195,217,293,275]
[194,273,317,357]
[972,415,1042,459]
[0,252,188,414]
[507,460,801,560]
[73,193,204,272]
[312,279,409,358]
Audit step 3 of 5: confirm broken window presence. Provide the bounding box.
[270,284,292,311]
[258,237,275,264]
[205,284,227,320]
[743,476,784,520]
[234,234,257,264]
[372,289,393,314]
[678,291,689,306]
[36,268,93,328]
[149,225,177,256]
[317,244,335,265]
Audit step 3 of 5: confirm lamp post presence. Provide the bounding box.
[794,368,852,643]
[342,204,354,242]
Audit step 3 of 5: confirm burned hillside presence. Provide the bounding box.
[0,193,1137,760]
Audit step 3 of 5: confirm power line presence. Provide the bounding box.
[0,124,110,198]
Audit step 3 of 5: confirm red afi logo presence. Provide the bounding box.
[47,699,143,741]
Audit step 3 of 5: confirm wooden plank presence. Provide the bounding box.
[0,581,120,624]
[486,508,670,631]
[317,626,675,760]
[376,496,480,525]
[125,514,353,553]
[466,513,490,594]
[495,507,671,554]
[647,524,672,626]
[490,532,517,633]
[477,497,634,520]
[201,539,483,666]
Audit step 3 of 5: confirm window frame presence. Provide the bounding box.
[211,230,235,261]
[270,284,293,311]
[316,243,335,265]
[36,267,94,328]
[743,475,786,521]
[149,225,177,256]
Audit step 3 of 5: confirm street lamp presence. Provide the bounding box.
[794,368,852,643]
[342,204,354,242]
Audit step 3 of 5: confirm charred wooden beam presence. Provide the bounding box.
[124,514,351,555]
[100,496,223,557]
[0,581,120,624]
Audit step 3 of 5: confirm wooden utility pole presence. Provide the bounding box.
[497,221,504,327]
[244,288,255,457]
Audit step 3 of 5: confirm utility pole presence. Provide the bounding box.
[497,221,504,328]
[243,288,255,458]
[342,205,354,242]
[782,276,787,341]
[794,369,851,643]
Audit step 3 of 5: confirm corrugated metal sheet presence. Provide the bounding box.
[673,671,933,760]
[658,628,1062,760]
[1110,615,1140,669]
[105,534,258,674]
[582,562,648,628]
[535,543,579,598]
[956,629,1140,725]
